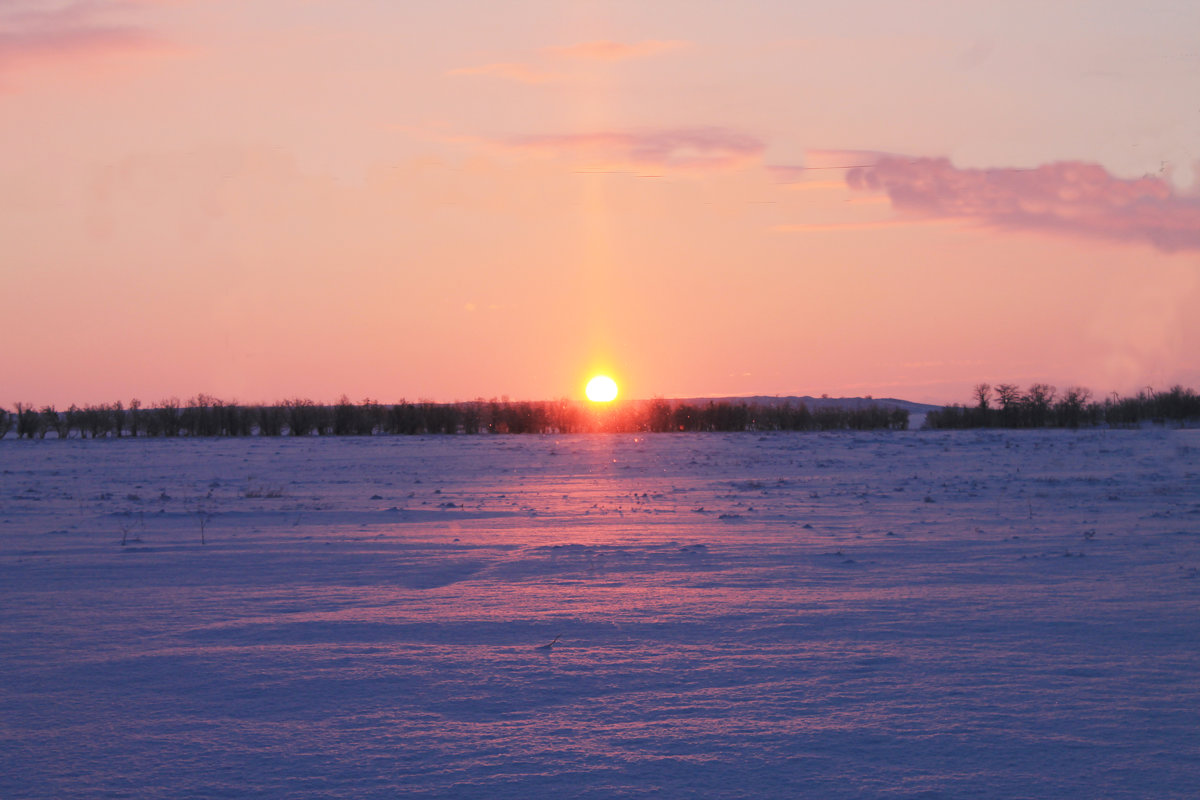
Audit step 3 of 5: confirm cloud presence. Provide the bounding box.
[766,150,887,184]
[544,39,689,61]
[846,155,1200,252]
[0,0,165,75]
[505,127,763,172]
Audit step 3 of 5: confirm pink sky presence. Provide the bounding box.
[3,0,1198,406]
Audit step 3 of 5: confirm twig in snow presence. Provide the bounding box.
[196,509,211,545]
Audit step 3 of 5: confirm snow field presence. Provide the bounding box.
[2,430,1199,798]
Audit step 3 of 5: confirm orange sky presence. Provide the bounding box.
[3,1,1198,406]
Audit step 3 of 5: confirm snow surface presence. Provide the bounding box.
[2,430,1199,798]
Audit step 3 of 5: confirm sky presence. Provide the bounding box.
[3,0,1199,406]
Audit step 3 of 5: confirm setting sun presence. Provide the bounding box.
[585,375,619,403]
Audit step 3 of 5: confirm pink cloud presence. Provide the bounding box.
[544,39,689,61]
[846,156,1200,252]
[766,150,887,184]
[0,0,165,74]
[507,127,763,171]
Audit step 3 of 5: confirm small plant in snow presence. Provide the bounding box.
[118,515,133,547]
[195,509,211,545]
[118,511,146,546]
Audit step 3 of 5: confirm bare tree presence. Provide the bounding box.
[994,384,1020,426]
[973,383,991,410]
[37,406,58,439]
[15,403,39,438]
[1024,384,1056,427]
[1055,387,1093,428]
[111,400,125,438]
[994,384,1020,408]
[128,399,143,437]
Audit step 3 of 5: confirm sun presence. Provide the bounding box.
[585,375,619,403]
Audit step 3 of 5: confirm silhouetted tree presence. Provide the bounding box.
[155,398,180,436]
[672,403,700,431]
[108,401,124,437]
[37,406,60,439]
[128,399,144,437]
[460,402,484,434]
[283,398,317,436]
[14,403,38,439]
[257,404,286,436]
[1023,384,1056,427]
[547,399,580,433]
[6,394,932,439]
[1155,385,1200,421]
[46,406,71,439]
[994,384,1020,426]
[647,399,672,432]
[1053,387,1092,428]
[180,394,224,437]
[973,383,991,410]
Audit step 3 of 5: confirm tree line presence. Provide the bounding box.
[924,384,1200,429]
[0,395,908,439]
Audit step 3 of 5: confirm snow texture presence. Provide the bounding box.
[2,430,1199,798]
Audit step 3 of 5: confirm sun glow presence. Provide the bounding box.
[585,375,619,403]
